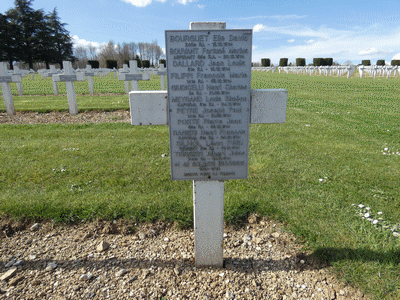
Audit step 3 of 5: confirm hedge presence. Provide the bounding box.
[296,58,306,66]
[106,60,118,69]
[142,60,150,68]
[361,60,371,66]
[313,58,333,66]
[261,58,271,67]
[279,58,288,67]
[88,60,99,69]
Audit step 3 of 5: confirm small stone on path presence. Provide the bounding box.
[30,223,40,231]
[115,269,127,277]
[96,241,110,252]
[0,268,17,281]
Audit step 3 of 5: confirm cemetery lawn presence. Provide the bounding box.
[0,73,165,112]
[1,72,400,299]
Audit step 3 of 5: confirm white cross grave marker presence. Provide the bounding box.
[119,64,131,94]
[157,64,167,90]
[52,61,85,115]
[79,65,95,94]
[118,60,150,93]
[129,22,288,268]
[40,65,62,95]
[0,62,22,115]
[11,65,27,96]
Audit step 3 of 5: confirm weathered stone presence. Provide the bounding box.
[115,269,127,277]
[272,232,280,238]
[45,262,57,271]
[30,223,40,231]
[96,241,110,252]
[0,268,17,281]
[8,275,24,286]
[5,259,16,268]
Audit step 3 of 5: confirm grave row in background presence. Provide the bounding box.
[252,65,400,78]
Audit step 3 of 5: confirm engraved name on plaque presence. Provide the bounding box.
[166,29,252,181]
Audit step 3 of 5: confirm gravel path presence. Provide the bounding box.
[0,110,131,125]
[0,218,367,300]
[0,111,369,299]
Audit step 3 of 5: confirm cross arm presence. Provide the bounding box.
[128,89,287,126]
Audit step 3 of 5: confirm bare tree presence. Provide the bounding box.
[87,44,97,60]
[73,45,88,68]
[98,40,117,67]
[127,42,137,60]
[118,42,130,65]
[138,42,145,61]
[94,39,165,68]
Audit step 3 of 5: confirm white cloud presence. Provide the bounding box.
[122,0,165,7]
[177,0,196,4]
[358,47,391,56]
[72,35,102,49]
[253,24,266,33]
[306,39,315,44]
[288,39,295,43]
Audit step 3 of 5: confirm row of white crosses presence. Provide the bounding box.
[358,65,400,78]
[251,67,277,73]
[129,22,288,268]
[118,61,166,93]
[272,66,357,78]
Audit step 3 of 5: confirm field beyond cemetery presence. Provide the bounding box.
[1,72,399,299]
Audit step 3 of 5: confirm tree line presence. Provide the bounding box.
[74,40,164,69]
[0,0,165,71]
[0,0,74,70]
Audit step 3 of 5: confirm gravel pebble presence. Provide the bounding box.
[0,217,369,299]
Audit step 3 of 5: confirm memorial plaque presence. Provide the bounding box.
[124,74,143,81]
[0,76,12,83]
[166,29,252,181]
[59,75,77,81]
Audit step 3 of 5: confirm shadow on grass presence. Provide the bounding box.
[312,247,400,265]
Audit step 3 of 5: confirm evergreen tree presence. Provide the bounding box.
[4,1,74,69]
[0,13,16,66]
[47,8,74,67]
[6,0,45,69]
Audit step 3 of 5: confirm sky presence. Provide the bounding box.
[1,0,400,65]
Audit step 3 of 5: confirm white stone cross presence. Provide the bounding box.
[52,61,85,115]
[0,62,22,115]
[118,60,150,93]
[40,65,62,95]
[78,65,95,94]
[129,22,288,268]
[156,64,167,90]
[119,64,132,94]
[11,65,27,96]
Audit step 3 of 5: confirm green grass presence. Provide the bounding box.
[0,73,166,112]
[1,72,400,299]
